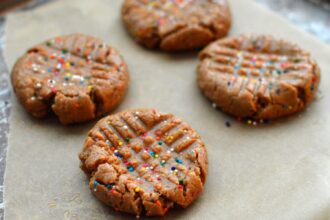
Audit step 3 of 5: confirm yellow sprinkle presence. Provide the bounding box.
[167,136,173,140]
[247,120,252,125]
[66,62,71,68]
[155,154,159,158]
[66,73,71,77]
[118,141,123,146]
[135,187,140,192]
[88,85,93,91]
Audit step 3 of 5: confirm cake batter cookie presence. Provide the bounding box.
[79,109,208,217]
[197,34,320,120]
[11,33,129,125]
[122,0,231,51]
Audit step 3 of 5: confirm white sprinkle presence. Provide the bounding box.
[72,75,83,80]
[56,63,62,70]
[30,96,36,101]
[32,66,39,72]
[34,82,42,89]
[212,103,217,108]
[123,125,128,129]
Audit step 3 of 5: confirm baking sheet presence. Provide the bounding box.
[3,0,330,219]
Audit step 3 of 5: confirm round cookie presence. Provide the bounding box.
[11,33,129,125]
[122,0,231,51]
[79,109,208,217]
[197,34,321,120]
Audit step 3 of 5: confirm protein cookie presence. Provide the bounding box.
[79,109,208,217]
[197,34,320,120]
[122,0,231,51]
[11,33,129,125]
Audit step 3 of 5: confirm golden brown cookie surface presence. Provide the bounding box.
[11,33,129,125]
[122,0,231,51]
[79,109,208,217]
[197,34,320,120]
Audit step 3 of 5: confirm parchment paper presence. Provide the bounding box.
[3,0,330,219]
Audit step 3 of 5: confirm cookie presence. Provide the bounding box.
[79,109,208,217]
[122,0,231,51]
[11,33,129,125]
[197,34,321,120]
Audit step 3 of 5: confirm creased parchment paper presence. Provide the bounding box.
[3,0,330,219]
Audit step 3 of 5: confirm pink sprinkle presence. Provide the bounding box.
[281,62,289,68]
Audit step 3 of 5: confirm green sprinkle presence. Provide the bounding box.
[268,82,273,90]
[175,157,183,164]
